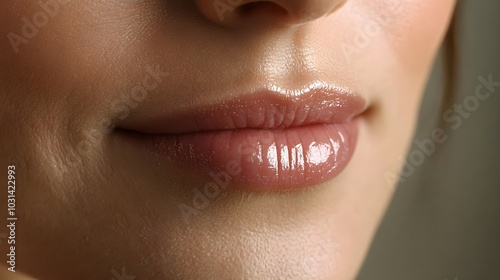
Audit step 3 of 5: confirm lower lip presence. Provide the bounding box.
[134,121,358,191]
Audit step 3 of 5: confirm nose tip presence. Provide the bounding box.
[196,0,347,27]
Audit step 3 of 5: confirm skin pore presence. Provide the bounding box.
[0,0,455,279]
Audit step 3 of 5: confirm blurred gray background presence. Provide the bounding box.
[357,1,500,279]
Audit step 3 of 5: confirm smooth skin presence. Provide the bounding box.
[0,0,455,279]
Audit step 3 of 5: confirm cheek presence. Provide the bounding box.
[338,0,455,106]
[375,0,455,120]
[388,0,456,70]
[340,0,455,71]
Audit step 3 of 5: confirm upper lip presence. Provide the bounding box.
[117,80,367,135]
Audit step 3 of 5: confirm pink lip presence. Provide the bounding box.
[118,82,366,191]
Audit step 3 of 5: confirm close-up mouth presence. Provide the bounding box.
[6,1,490,279]
[116,81,367,191]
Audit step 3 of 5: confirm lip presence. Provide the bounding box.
[117,81,366,191]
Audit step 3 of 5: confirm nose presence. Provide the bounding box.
[196,0,347,27]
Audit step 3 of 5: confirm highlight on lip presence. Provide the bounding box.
[149,122,358,190]
[117,81,366,191]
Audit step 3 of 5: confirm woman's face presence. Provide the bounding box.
[0,0,455,279]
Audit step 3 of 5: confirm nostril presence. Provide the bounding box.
[235,1,288,18]
[197,0,347,27]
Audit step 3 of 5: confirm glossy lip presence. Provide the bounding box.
[117,81,366,191]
